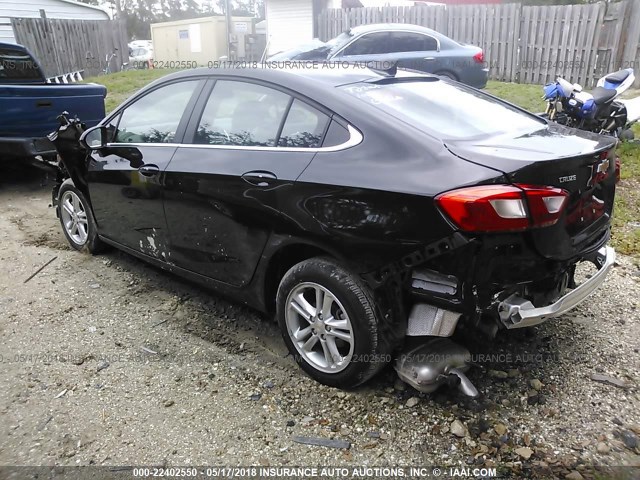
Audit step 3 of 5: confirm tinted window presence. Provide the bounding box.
[343,33,391,56]
[323,120,350,147]
[341,80,544,139]
[278,100,329,148]
[114,80,198,143]
[195,80,290,147]
[0,47,42,81]
[391,32,438,52]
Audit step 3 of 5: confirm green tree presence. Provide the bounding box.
[213,0,264,18]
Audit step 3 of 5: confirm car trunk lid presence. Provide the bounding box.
[444,123,617,260]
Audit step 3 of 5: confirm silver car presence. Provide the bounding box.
[269,23,488,89]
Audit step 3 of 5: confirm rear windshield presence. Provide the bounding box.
[0,47,42,81]
[340,79,545,139]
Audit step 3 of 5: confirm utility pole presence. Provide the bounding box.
[225,0,232,58]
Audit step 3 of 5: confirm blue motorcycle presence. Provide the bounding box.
[542,68,635,138]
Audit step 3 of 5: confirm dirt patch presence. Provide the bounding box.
[0,165,638,477]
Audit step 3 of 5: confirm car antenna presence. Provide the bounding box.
[369,61,398,77]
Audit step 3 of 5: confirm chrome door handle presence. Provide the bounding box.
[241,170,277,187]
[138,164,160,176]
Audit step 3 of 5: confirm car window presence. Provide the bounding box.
[391,32,438,52]
[322,120,350,147]
[114,80,199,144]
[194,80,291,147]
[341,80,545,139]
[278,100,329,148]
[342,32,391,56]
[0,47,42,81]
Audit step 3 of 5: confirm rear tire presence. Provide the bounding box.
[620,128,635,141]
[276,257,392,389]
[58,181,105,254]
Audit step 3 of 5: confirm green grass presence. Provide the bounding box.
[485,80,547,113]
[88,71,640,256]
[86,69,177,113]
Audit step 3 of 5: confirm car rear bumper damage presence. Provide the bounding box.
[498,246,615,329]
[394,244,615,397]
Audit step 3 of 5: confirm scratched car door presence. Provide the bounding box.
[87,79,204,258]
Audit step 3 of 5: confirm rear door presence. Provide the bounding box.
[389,31,442,74]
[87,78,204,258]
[163,79,330,286]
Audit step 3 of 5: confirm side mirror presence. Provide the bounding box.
[79,125,107,150]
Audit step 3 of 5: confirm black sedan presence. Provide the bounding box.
[52,66,617,395]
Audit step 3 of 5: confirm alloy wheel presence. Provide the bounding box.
[60,190,89,245]
[285,282,355,373]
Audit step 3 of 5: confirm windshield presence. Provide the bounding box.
[0,48,42,81]
[269,31,354,60]
[326,31,353,50]
[340,80,546,139]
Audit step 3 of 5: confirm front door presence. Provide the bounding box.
[87,79,204,258]
[335,31,392,68]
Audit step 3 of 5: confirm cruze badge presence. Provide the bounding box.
[559,174,577,183]
[588,158,611,187]
[596,158,610,173]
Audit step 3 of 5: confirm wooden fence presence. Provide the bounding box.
[317,0,640,87]
[11,18,128,78]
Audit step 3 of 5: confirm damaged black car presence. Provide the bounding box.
[51,66,618,396]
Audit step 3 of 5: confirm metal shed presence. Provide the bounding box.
[151,15,257,65]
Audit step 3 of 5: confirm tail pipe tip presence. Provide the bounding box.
[449,368,480,398]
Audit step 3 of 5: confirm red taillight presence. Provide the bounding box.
[473,51,484,64]
[615,156,621,183]
[435,184,568,233]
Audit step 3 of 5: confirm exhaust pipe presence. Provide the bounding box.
[395,337,479,397]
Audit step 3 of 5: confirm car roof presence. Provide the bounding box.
[153,64,433,89]
[0,42,28,51]
[107,65,440,132]
[349,23,443,38]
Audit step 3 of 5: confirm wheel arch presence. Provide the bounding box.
[57,177,96,221]
[262,240,343,314]
[434,70,459,81]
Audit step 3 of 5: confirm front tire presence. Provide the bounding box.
[276,257,392,389]
[58,182,105,254]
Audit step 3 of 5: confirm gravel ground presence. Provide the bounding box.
[0,165,639,479]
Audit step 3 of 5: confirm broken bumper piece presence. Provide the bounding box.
[499,246,615,329]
